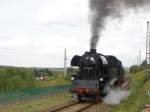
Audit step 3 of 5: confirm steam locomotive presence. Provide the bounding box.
[70,49,124,101]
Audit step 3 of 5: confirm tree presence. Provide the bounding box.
[141,60,150,69]
[130,65,143,74]
[45,68,54,77]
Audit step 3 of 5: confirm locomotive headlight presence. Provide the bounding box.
[90,57,94,61]
[71,77,74,80]
[90,57,95,62]
[100,78,103,81]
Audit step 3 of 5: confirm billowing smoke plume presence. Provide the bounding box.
[89,0,150,49]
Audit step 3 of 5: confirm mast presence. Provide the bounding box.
[64,48,67,77]
[146,21,150,64]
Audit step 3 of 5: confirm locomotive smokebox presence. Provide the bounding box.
[90,49,97,53]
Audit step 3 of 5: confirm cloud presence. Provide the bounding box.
[97,10,150,66]
[0,0,149,67]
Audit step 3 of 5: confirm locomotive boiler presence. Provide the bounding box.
[70,49,124,101]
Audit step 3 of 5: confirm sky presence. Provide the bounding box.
[0,0,150,67]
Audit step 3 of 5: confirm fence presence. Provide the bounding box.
[0,84,70,105]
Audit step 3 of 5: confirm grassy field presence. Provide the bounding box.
[0,67,37,92]
[0,66,71,93]
[0,65,72,112]
[112,71,150,112]
[0,92,72,112]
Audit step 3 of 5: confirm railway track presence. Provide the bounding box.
[46,101,97,112]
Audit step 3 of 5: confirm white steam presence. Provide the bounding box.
[103,88,130,105]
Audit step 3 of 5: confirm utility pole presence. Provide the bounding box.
[64,48,67,78]
[146,21,150,64]
[137,56,139,65]
[139,50,141,65]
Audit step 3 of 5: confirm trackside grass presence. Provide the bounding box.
[112,71,150,112]
[0,92,72,112]
[0,84,70,105]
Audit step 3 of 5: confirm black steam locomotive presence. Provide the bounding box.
[70,49,124,101]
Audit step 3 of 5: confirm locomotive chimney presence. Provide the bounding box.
[90,49,97,53]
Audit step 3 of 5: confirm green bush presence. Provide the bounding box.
[144,70,150,82]
[0,67,36,93]
[130,65,143,74]
[141,60,150,69]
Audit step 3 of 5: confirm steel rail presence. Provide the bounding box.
[46,102,99,112]
[76,103,96,112]
[46,101,77,112]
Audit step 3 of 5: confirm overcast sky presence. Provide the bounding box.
[0,0,150,67]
